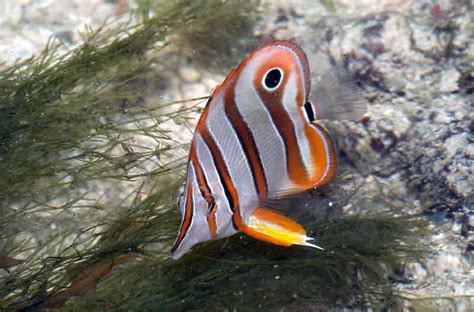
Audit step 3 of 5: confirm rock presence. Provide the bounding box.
[1,0,472,309]
[257,0,472,309]
[0,0,130,68]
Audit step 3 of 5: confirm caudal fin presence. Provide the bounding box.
[241,206,324,250]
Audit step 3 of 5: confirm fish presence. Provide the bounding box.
[171,40,366,259]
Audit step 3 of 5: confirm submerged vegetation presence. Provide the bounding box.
[60,215,428,311]
[0,0,435,310]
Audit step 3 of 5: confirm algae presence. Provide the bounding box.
[60,215,428,311]
[0,0,434,310]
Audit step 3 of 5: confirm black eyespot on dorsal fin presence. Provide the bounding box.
[303,101,315,123]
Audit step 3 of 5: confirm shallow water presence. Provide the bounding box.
[0,0,472,311]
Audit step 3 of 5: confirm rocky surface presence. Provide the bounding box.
[0,0,472,310]
[0,0,130,67]
[257,0,473,310]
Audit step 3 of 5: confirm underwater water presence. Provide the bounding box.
[0,0,472,311]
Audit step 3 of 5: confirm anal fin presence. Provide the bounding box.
[241,207,323,250]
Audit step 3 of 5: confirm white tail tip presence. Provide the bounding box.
[303,236,325,250]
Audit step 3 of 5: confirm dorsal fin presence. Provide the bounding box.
[311,65,367,121]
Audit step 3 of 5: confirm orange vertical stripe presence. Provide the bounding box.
[171,181,193,253]
[224,83,268,198]
[190,142,218,237]
[306,123,337,188]
[206,203,218,237]
[254,58,312,188]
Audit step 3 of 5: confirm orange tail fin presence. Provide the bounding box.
[241,207,323,250]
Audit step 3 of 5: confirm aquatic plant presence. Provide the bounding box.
[58,215,428,311]
[0,1,433,310]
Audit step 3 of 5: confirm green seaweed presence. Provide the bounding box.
[0,0,261,309]
[0,0,436,310]
[0,0,258,205]
[60,215,429,311]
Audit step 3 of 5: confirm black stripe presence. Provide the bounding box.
[170,176,194,253]
[224,90,268,198]
[195,135,234,219]
[258,94,291,167]
[257,83,308,179]
[200,131,239,231]
[192,157,214,213]
[304,101,315,122]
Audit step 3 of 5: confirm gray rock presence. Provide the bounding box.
[258,0,472,309]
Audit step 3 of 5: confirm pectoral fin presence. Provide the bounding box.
[241,207,323,250]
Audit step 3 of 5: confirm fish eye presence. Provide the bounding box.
[262,67,284,92]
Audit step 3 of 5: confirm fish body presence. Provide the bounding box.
[171,41,366,259]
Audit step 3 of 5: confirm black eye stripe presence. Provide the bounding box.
[304,102,315,122]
